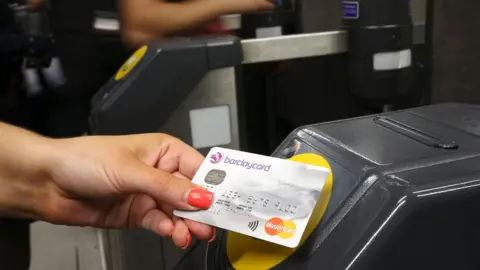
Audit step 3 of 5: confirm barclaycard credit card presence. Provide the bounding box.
[174,147,330,248]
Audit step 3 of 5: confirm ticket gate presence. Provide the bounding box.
[90,23,425,149]
[89,1,426,269]
[175,102,480,270]
[89,23,425,270]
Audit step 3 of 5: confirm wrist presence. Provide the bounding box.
[0,123,58,220]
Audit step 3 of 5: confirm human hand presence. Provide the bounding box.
[38,134,215,249]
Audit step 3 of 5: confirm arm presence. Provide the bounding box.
[120,0,228,46]
[0,122,214,248]
[119,0,275,46]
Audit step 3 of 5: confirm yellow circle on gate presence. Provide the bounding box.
[115,45,148,81]
[226,153,334,270]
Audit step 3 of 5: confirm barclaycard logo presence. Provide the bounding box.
[210,152,223,164]
[210,151,271,171]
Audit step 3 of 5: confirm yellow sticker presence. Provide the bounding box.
[226,153,334,270]
[115,45,148,81]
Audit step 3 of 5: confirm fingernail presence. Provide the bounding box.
[182,232,192,249]
[208,229,216,243]
[187,188,213,209]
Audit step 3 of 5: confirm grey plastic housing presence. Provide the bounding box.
[89,35,242,135]
[176,103,480,270]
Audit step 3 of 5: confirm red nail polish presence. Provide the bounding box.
[182,232,192,249]
[208,229,216,243]
[187,188,213,209]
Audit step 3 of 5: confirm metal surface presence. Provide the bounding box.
[91,11,425,66]
[159,67,240,156]
[241,23,425,64]
[101,230,126,270]
[30,223,106,270]
[241,30,346,64]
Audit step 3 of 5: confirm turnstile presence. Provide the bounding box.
[176,102,480,270]
[90,23,426,151]
[89,24,425,270]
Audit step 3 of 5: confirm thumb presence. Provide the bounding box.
[120,161,213,211]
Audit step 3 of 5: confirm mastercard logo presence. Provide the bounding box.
[264,217,296,239]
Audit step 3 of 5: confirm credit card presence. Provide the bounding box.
[174,147,330,248]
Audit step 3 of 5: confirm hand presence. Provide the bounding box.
[31,133,214,249]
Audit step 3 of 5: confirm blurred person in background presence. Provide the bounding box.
[120,0,275,46]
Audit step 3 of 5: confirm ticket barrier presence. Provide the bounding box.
[90,23,426,150]
[175,102,480,270]
[89,23,425,270]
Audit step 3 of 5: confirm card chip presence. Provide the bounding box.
[205,169,226,185]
